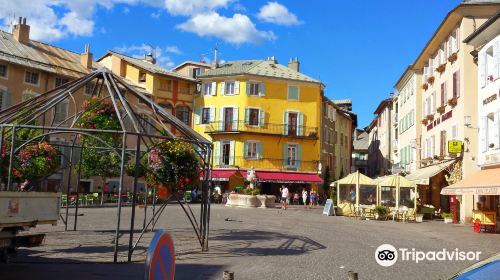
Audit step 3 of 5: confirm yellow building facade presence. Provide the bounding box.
[193,59,323,195]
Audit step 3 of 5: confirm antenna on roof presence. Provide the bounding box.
[213,42,220,68]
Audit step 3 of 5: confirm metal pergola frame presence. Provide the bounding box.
[0,68,213,262]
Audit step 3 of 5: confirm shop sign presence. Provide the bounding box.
[448,140,463,154]
[483,93,497,105]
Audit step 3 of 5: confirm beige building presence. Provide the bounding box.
[410,1,499,222]
[367,98,393,177]
[173,61,212,79]
[392,66,423,173]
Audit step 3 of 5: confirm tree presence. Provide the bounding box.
[322,166,331,196]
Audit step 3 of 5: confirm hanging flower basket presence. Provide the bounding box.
[427,76,435,84]
[426,114,434,121]
[437,64,446,74]
[448,97,458,107]
[16,141,58,181]
[422,83,428,90]
[76,96,121,130]
[437,105,446,114]
[448,52,458,63]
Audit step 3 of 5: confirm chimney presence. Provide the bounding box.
[144,53,156,64]
[288,57,300,72]
[13,17,30,44]
[80,43,93,69]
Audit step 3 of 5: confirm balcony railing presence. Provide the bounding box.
[215,156,319,173]
[354,159,368,166]
[204,121,318,139]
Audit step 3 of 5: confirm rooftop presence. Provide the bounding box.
[199,59,321,84]
[173,60,212,71]
[463,10,500,46]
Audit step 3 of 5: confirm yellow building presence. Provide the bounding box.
[193,58,324,195]
[97,51,198,126]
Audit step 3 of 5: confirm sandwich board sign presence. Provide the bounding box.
[145,230,175,280]
[323,199,335,216]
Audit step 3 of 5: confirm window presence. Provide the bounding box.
[176,105,190,125]
[55,77,69,88]
[453,71,460,98]
[440,130,447,156]
[431,92,436,114]
[0,64,7,78]
[138,71,146,83]
[201,108,211,124]
[288,85,299,101]
[287,112,298,136]
[245,141,262,159]
[221,141,231,166]
[0,87,10,110]
[340,133,344,145]
[160,80,172,91]
[248,82,260,96]
[287,144,297,166]
[440,82,447,106]
[203,83,213,96]
[225,81,235,95]
[248,108,259,126]
[84,83,94,96]
[25,70,39,85]
[192,68,201,78]
[54,99,69,124]
[431,135,435,157]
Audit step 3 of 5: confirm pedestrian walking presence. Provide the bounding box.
[302,188,308,208]
[280,185,289,210]
[309,190,316,209]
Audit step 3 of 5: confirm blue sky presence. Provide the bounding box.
[0,0,463,127]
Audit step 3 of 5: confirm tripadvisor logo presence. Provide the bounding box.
[375,244,482,267]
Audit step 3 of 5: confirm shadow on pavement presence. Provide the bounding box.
[175,263,227,280]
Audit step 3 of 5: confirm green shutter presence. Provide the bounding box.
[259,83,265,96]
[283,111,289,135]
[214,141,220,166]
[244,108,249,124]
[259,109,265,127]
[297,144,302,169]
[257,142,263,159]
[298,112,304,136]
[246,82,251,96]
[232,107,239,130]
[283,144,288,167]
[243,142,248,158]
[229,140,235,166]
[210,107,216,123]
[219,108,224,130]
[195,107,201,125]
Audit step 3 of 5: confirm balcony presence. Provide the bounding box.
[205,121,319,139]
[354,159,368,166]
[215,156,319,173]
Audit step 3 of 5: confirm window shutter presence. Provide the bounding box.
[257,142,263,159]
[229,140,235,166]
[234,81,240,95]
[283,111,289,135]
[243,142,249,158]
[201,83,206,95]
[297,112,304,136]
[481,116,488,152]
[232,107,239,130]
[244,108,249,124]
[493,42,499,79]
[479,52,486,88]
[495,110,500,149]
[452,125,457,140]
[211,82,217,96]
[431,135,435,157]
[259,109,265,127]
[219,108,224,130]
[259,83,265,96]
[210,107,216,123]
[188,68,193,78]
[195,107,201,125]
[283,144,288,167]
[246,82,251,96]
[456,27,460,50]
[1,89,11,110]
[214,141,220,166]
[297,144,302,169]
[220,82,225,95]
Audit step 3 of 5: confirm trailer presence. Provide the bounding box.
[0,191,60,262]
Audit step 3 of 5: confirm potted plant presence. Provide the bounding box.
[426,114,434,121]
[415,213,424,223]
[437,63,446,74]
[422,83,428,90]
[448,97,458,107]
[437,155,445,161]
[421,118,428,125]
[374,205,388,220]
[489,143,495,149]
[448,52,458,63]
[442,212,453,223]
[437,105,446,114]
[427,76,435,84]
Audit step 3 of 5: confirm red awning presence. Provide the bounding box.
[256,171,323,183]
[201,170,247,181]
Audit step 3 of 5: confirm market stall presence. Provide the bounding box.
[332,171,378,216]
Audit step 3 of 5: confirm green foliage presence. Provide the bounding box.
[242,188,261,196]
[374,205,388,216]
[442,212,453,219]
[14,141,58,181]
[322,166,331,195]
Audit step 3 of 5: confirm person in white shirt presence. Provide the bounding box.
[302,188,308,208]
[281,185,289,210]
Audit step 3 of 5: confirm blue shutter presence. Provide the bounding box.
[243,142,248,158]
[257,142,263,159]
[244,108,249,124]
[297,144,302,169]
[259,109,265,127]
[259,83,265,96]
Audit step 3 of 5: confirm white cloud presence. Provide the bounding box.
[123,7,130,14]
[164,0,233,16]
[114,43,175,68]
[257,2,302,26]
[151,11,161,18]
[177,12,276,44]
[60,12,94,36]
[165,45,181,54]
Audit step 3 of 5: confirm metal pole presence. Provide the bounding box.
[113,133,127,263]
[64,143,75,231]
[73,146,83,231]
[203,146,213,251]
[151,187,156,231]
[143,184,148,229]
[0,126,5,186]
[6,126,16,190]
[127,136,141,262]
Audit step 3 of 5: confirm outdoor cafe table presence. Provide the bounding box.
[359,205,375,218]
